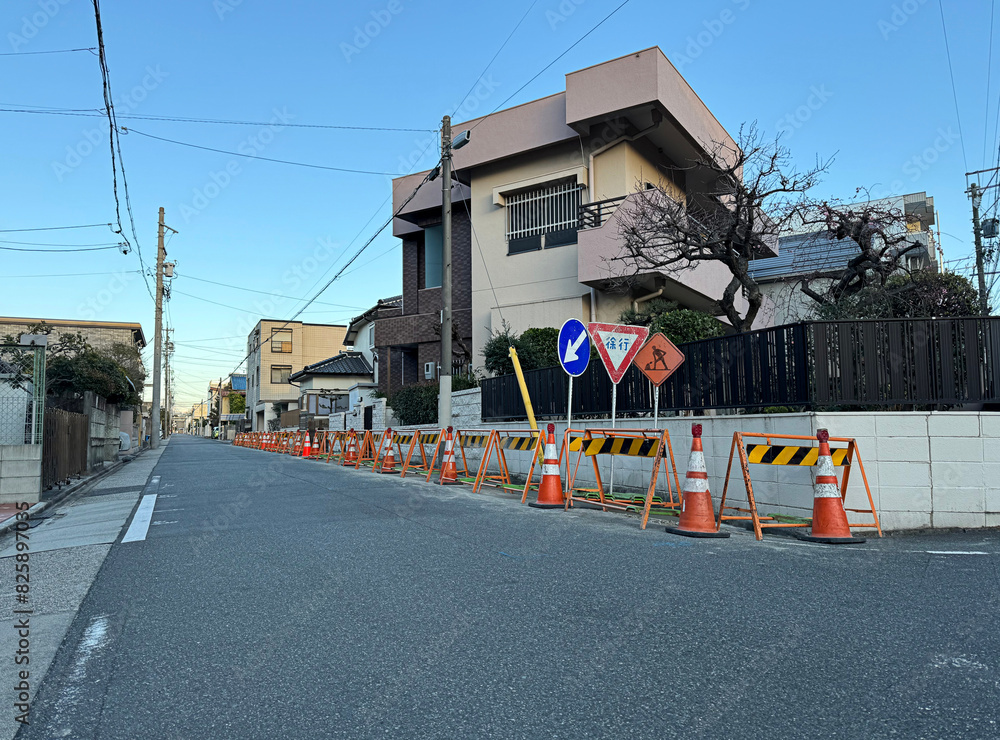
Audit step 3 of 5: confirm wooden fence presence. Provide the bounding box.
[42,407,88,488]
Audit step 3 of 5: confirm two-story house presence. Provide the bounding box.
[377,47,772,393]
[246,319,347,430]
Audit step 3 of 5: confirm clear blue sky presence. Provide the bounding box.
[2,0,997,408]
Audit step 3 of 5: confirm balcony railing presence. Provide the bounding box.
[579,195,627,230]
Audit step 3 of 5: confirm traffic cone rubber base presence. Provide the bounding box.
[664,524,730,538]
[796,532,866,545]
[528,501,563,509]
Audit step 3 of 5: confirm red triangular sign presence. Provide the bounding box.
[587,323,649,384]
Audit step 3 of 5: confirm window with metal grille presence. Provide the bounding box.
[505,180,583,254]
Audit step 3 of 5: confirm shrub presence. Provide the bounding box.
[388,383,439,426]
[481,324,565,376]
[619,299,726,344]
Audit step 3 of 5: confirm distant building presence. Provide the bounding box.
[245,320,348,430]
[751,192,939,324]
[0,317,146,351]
[288,351,374,431]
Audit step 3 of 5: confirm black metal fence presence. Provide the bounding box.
[481,317,1000,421]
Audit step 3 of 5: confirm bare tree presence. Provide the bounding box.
[792,194,926,308]
[616,124,828,332]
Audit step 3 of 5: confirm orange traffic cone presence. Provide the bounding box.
[798,429,865,544]
[665,423,730,538]
[529,423,565,509]
[343,430,359,466]
[302,432,312,458]
[437,427,461,485]
[377,430,398,473]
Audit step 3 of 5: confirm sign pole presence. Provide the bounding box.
[653,381,659,430]
[610,382,617,495]
[567,375,573,428]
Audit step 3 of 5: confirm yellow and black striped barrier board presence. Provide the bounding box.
[569,437,660,457]
[746,444,849,466]
[458,433,490,448]
[418,432,440,444]
[394,433,415,445]
[498,435,540,451]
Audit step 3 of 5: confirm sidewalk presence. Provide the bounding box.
[0,440,170,740]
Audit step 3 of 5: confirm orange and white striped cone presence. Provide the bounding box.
[377,431,398,474]
[798,429,865,544]
[437,427,461,485]
[665,423,729,538]
[343,431,359,466]
[529,423,565,509]
[302,432,312,458]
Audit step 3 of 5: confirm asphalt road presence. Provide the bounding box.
[14,435,1000,739]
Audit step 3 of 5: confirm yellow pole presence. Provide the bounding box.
[508,346,538,431]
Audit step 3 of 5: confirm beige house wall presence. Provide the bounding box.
[471,141,594,367]
[247,320,347,429]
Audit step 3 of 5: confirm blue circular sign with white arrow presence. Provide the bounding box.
[558,318,591,377]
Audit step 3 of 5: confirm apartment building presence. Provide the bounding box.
[0,317,146,351]
[246,320,347,430]
[380,47,770,391]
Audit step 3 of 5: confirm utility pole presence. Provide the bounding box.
[439,115,453,428]
[968,183,990,315]
[163,327,173,438]
[151,207,165,448]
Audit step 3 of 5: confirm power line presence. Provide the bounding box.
[938,0,970,171]
[984,0,996,168]
[0,47,96,56]
[0,222,111,233]
[0,270,140,279]
[124,127,398,175]
[0,244,125,253]
[0,105,434,132]
[467,0,634,137]
[0,238,123,247]
[173,273,365,308]
[92,0,155,302]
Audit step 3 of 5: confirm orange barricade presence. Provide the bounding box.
[717,432,882,541]
[323,430,350,463]
[289,431,304,457]
[398,429,443,478]
[472,429,542,498]
[350,430,378,468]
[562,428,681,530]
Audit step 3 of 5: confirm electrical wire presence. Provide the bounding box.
[0,238,123,247]
[0,47,96,56]
[0,105,434,132]
[124,128,398,175]
[984,0,996,168]
[173,273,365,308]
[938,0,970,171]
[0,244,125,253]
[92,0,155,301]
[0,270,140,279]
[0,222,111,233]
[467,0,634,137]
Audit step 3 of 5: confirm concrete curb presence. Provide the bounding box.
[0,452,141,538]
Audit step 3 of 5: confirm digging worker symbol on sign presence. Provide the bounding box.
[645,346,669,372]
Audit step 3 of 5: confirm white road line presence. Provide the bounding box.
[121,494,157,543]
[926,550,989,556]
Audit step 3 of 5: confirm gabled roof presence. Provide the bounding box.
[290,351,372,381]
[345,295,402,342]
[749,231,859,282]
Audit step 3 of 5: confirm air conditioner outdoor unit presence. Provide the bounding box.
[424,362,436,380]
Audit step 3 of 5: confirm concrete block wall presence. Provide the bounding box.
[0,444,41,504]
[383,388,999,532]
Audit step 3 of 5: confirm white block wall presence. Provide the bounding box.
[385,388,1000,533]
[0,444,42,504]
